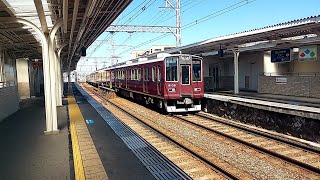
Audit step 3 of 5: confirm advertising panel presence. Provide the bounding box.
[298,45,318,61]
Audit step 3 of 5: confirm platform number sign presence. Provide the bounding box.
[86,119,95,124]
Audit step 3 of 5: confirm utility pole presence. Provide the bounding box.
[176,0,181,47]
[105,0,181,47]
[110,32,116,66]
[161,0,181,47]
[94,58,98,70]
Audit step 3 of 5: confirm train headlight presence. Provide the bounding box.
[194,88,201,91]
[168,88,176,92]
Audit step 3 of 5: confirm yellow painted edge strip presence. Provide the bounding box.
[68,95,86,180]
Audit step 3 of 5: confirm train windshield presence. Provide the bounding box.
[192,60,201,81]
[166,57,178,81]
[181,65,190,84]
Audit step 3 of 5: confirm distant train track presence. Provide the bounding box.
[82,83,320,179]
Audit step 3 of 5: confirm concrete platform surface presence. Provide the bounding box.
[0,97,71,180]
[211,91,320,107]
[71,84,156,180]
[205,93,320,114]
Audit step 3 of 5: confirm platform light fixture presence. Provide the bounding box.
[218,44,224,57]
[292,47,299,53]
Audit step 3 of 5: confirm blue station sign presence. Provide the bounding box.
[271,49,291,63]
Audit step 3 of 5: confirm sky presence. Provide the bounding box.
[76,0,320,75]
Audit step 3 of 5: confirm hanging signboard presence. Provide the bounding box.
[298,45,318,61]
[32,61,43,67]
[271,49,291,63]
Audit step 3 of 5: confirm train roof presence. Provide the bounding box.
[97,54,202,71]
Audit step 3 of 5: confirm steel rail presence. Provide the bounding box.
[85,84,240,179]
[173,114,320,174]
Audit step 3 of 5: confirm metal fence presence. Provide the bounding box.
[262,72,320,76]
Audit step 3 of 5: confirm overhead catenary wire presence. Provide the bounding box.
[90,0,199,57]
[116,0,256,57]
[117,0,209,53]
[87,0,157,56]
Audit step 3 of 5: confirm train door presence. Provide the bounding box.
[126,70,128,88]
[143,68,145,92]
[180,64,192,95]
[157,66,161,95]
[143,68,148,92]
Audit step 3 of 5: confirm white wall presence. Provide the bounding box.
[238,52,264,91]
[263,51,320,75]
[0,50,19,122]
[264,51,290,75]
[291,58,320,73]
[16,59,29,83]
[16,59,30,99]
[203,51,264,91]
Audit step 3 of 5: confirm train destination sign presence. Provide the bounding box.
[271,49,291,63]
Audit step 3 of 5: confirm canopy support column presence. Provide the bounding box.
[49,19,63,107]
[233,49,240,94]
[15,18,58,133]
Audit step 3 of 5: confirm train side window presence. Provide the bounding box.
[152,66,156,82]
[166,57,178,81]
[192,60,201,81]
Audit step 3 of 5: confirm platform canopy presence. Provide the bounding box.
[0,0,132,71]
[166,15,320,56]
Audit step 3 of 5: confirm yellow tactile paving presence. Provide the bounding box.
[68,93,108,180]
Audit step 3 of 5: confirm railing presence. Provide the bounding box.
[261,72,320,76]
[0,81,17,89]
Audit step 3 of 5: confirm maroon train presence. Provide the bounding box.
[87,54,204,112]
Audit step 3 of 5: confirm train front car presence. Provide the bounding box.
[163,55,204,112]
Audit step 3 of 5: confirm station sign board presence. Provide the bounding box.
[298,45,318,61]
[32,61,43,67]
[271,49,291,63]
[276,77,287,84]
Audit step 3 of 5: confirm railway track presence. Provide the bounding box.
[82,83,320,179]
[81,84,231,179]
[173,113,320,173]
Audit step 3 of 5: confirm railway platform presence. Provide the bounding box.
[0,97,71,180]
[0,82,191,179]
[204,92,320,120]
